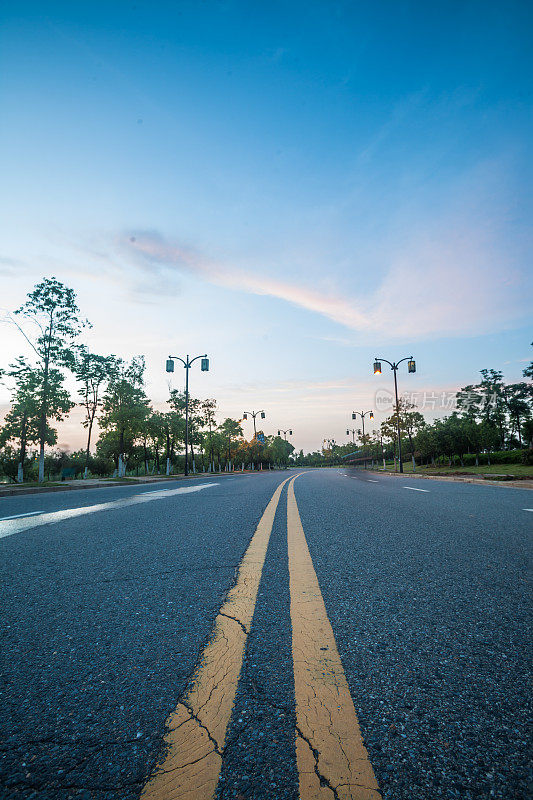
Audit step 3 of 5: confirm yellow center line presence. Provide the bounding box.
[140,475,294,800]
[287,476,382,800]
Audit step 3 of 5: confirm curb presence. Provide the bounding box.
[0,470,265,498]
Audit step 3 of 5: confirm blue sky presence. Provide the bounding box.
[1,1,531,451]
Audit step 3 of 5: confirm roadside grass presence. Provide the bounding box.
[373,462,533,478]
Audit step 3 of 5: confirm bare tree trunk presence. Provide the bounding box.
[38,324,53,482]
[118,427,126,477]
[84,408,96,479]
[516,414,522,446]
[18,411,28,483]
[165,427,171,475]
[143,438,149,474]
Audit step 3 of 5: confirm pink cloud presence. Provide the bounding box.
[118,226,529,341]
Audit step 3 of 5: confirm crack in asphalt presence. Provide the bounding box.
[218,611,248,635]
[295,726,340,800]
[180,699,223,757]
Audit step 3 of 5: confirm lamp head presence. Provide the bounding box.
[408,359,416,373]
[166,358,174,373]
[373,360,381,375]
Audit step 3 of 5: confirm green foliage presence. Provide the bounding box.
[0,357,71,480]
[73,346,119,432]
[15,277,89,363]
[521,448,533,465]
[99,356,150,470]
[12,277,88,481]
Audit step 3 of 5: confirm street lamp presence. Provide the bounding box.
[346,428,357,444]
[373,356,416,473]
[243,410,265,439]
[277,429,292,440]
[351,410,374,469]
[166,353,209,476]
[351,410,374,439]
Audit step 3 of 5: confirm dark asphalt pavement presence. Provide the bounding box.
[0,469,531,799]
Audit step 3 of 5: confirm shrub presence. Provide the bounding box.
[521,449,533,466]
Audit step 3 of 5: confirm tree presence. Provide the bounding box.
[503,383,531,447]
[72,346,119,477]
[218,418,243,469]
[96,429,135,473]
[265,435,294,467]
[147,411,168,474]
[99,356,150,476]
[14,278,88,481]
[457,369,507,448]
[168,391,205,472]
[414,425,437,466]
[0,357,72,482]
[201,399,217,471]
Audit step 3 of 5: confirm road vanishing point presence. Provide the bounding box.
[0,469,531,800]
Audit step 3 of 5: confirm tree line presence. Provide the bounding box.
[293,361,533,470]
[0,278,294,483]
[1,278,531,481]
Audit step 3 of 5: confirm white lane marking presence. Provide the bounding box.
[367,479,379,483]
[524,509,533,512]
[403,486,430,492]
[0,483,219,540]
[0,511,45,521]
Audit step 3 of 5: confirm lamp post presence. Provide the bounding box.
[277,429,292,440]
[373,356,416,473]
[243,410,265,439]
[166,354,209,476]
[351,410,374,441]
[346,428,357,444]
[351,410,374,469]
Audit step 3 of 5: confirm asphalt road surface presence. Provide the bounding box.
[0,469,531,800]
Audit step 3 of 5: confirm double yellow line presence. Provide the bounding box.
[141,474,381,800]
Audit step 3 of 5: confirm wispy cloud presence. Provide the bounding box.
[115,230,371,327]
[112,222,529,341]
